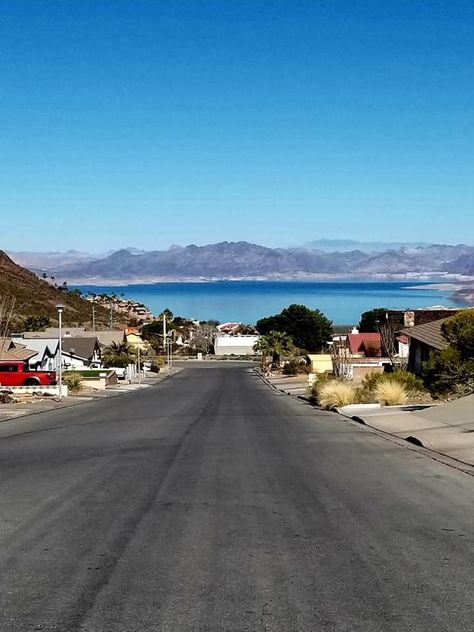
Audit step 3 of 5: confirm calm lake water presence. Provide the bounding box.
[75,281,458,325]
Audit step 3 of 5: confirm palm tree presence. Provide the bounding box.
[254,330,294,368]
[102,340,135,368]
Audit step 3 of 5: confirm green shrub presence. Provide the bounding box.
[423,347,474,396]
[63,372,83,393]
[282,359,300,375]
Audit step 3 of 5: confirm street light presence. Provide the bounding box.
[56,304,65,400]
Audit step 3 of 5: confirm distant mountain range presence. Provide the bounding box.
[7,241,474,284]
[304,239,435,252]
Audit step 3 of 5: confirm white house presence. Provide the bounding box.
[214,334,260,356]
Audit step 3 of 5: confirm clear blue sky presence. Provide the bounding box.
[1,0,473,252]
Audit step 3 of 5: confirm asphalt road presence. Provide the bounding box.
[0,363,473,631]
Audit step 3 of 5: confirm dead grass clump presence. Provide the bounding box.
[375,380,407,406]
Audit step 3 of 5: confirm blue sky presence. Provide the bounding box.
[1,0,473,252]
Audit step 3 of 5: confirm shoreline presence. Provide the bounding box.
[69,275,473,287]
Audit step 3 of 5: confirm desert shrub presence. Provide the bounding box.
[0,390,14,404]
[318,380,356,409]
[357,369,426,402]
[63,372,83,393]
[423,347,474,396]
[308,372,331,403]
[375,381,407,406]
[282,359,299,375]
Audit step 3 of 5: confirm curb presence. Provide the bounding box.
[0,369,182,425]
[335,408,474,477]
[253,369,474,477]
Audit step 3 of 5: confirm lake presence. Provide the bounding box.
[74,281,459,325]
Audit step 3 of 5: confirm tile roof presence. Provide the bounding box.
[400,319,449,351]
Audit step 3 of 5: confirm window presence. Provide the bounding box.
[0,364,19,372]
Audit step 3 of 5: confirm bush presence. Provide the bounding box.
[318,380,355,409]
[282,359,300,375]
[357,370,426,403]
[423,347,474,396]
[375,381,407,406]
[63,372,83,393]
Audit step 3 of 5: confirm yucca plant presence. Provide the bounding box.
[63,372,83,393]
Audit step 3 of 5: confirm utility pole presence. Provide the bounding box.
[56,304,64,401]
[109,301,113,331]
[92,305,96,331]
[137,344,141,384]
[162,313,167,351]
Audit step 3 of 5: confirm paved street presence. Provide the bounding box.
[0,363,473,631]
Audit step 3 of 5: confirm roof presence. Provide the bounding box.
[23,327,87,339]
[347,333,381,356]
[0,347,38,361]
[62,337,100,360]
[11,337,59,357]
[216,322,241,333]
[400,319,449,351]
[0,338,39,361]
[396,335,409,345]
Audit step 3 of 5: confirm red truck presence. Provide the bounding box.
[0,361,57,387]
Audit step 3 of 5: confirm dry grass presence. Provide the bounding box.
[318,380,355,409]
[375,380,407,406]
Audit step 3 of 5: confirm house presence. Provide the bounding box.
[124,327,149,351]
[11,337,59,371]
[400,319,449,375]
[396,334,409,359]
[347,332,382,357]
[22,327,124,349]
[0,338,38,363]
[385,308,461,331]
[214,334,260,356]
[23,327,89,339]
[331,330,387,381]
[61,337,101,369]
[216,322,241,334]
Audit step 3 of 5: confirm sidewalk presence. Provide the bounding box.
[0,368,183,422]
[261,372,310,398]
[338,395,474,466]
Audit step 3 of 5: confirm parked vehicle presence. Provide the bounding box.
[0,361,57,387]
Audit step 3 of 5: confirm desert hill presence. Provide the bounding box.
[0,250,110,330]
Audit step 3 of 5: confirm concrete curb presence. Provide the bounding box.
[253,369,474,477]
[335,408,474,476]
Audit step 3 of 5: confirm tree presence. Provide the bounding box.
[159,308,174,320]
[256,304,332,352]
[23,315,51,332]
[358,308,388,333]
[238,323,257,334]
[441,310,474,359]
[422,310,474,396]
[102,341,135,368]
[254,331,295,365]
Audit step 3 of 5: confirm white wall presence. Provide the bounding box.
[214,335,260,356]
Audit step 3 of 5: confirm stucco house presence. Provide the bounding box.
[400,319,449,375]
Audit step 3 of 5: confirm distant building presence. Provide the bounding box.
[214,334,260,356]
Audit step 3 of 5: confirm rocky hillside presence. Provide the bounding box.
[0,250,110,329]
